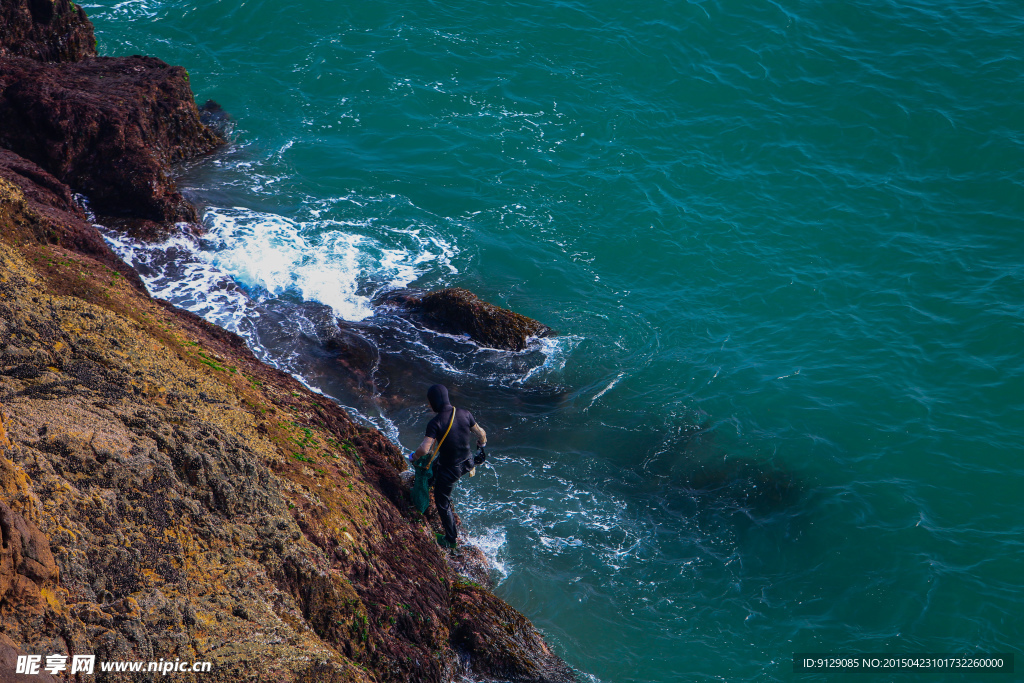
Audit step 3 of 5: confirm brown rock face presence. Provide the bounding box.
[398,288,552,351]
[0,177,576,682]
[451,582,576,683]
[0,633,57,683]
[0,55,223,228]
[0,499,58,622]
[0,0,97,63]
[0,149,145,287]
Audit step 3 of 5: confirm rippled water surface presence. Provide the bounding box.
[86,0,1024,680]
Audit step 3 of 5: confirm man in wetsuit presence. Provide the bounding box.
[411,384,487,549]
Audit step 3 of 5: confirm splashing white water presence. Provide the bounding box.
[516,334,583,385]
[203,207,458,321]
[463,527,509,581]
[100,226,259,338]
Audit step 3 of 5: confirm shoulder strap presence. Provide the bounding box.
[426,406,457,468]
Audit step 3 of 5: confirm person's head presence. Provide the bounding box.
[427,384,450,413]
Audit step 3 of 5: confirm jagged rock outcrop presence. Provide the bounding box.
[0,55,223,230]
[0,0,97,64]
[385,288,552,351]
[0,158,575,682]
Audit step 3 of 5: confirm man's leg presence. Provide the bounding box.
[433,469,459,546]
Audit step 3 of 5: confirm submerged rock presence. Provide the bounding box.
[0,55,223,230]
[0,0,97,64]
[682,457,801,514]
[199,99,234,138]
[386,288,552,351]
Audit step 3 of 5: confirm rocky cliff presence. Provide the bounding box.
[0,0,97,64]
[0,55,222,230]
[0,3,573,682]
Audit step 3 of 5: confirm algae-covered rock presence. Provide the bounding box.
[0,55,223,228]
[0,0,97,64]
[388,288,552,351]
[451,581,576,683]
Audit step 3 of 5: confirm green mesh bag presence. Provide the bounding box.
[411,459,434,514]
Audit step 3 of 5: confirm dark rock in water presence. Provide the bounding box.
[0,55,223,229]
[0,0,97,64]
[199,98,234,138]
[323,321,381,394]
[386,288,552,351]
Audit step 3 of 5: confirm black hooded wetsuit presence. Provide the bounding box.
[424,384,478,544]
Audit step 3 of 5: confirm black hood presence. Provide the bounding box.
[427,384,451,413]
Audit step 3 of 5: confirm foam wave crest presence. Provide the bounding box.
[464,527,509,580]
[99,225,259,338]
[203,207,456,321]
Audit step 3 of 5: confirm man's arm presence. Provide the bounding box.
[471,423,487,447]
[412,436,435,461]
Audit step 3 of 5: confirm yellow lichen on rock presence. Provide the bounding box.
[0,239,376,681]
[1,148,573,681]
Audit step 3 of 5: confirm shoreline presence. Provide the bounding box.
[0,2,576,681]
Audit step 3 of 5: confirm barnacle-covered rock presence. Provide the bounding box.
[388,288,552,351]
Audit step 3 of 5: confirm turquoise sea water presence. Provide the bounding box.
[87,0,1022,680]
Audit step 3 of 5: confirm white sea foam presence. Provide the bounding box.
[469,462,650,576]
[100,226,259,338]
[515,334,583,385]
[464,527,508,580]
[586,370,625,410]
[202,208,375,320]
[202,207,458,321]
[83,0,162,22]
